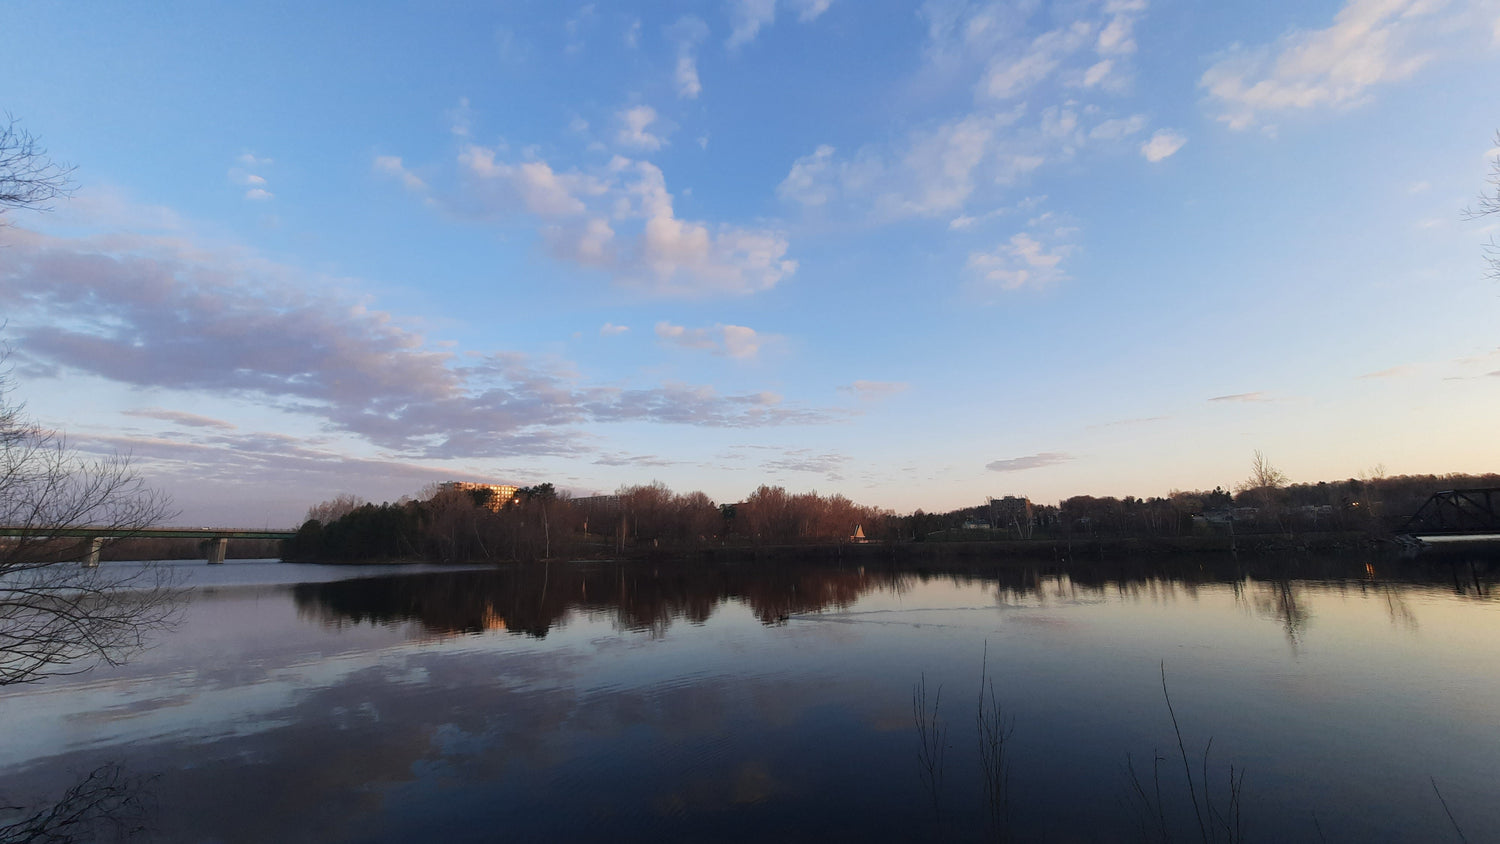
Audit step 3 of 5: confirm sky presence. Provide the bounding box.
[2,0,1499,527]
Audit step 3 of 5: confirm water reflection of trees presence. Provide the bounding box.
[292,556,1498,641]
[0,763,151,844]
[293,564,903,637]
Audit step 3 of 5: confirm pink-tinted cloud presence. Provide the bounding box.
[121,408,237,431]
[0,224,831,460]
[986,452,1073,472]
[1208,391,1271,403]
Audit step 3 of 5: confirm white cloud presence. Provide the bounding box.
[1089,114,1147,140]
[720,324,764,359]
[727,0,777,48]
[1082,59,1115,87]
[448,97,474,137]
[655,322,720,351]
[600,322,630,336]
[761,448,848,478]
[1096,10,1138,55]
[1358,364,1419,379]
[458,146,603,217]
[1140,129,1186,162]
[947,0,1147,100]
[779,109,1043,220]
[840,380,909,401]
[1208,391,1271,403]
[564,3,597,53]
[122,408,238,431]
[230,153,275,200]
[900,115,998,213]
[440,145,795,296]
[625,17,642,48]
[776,2,1157,225]
[949,197,1034,230]
[789,0,833,22]
[495,26,527,62]
[616,105,666,151]
[669,16,710,99]
[981,23,1092,99]
[550,217,616,266]
[967,231,1072,293]
[373,155,428,192]
[986,452,1073,472]
[1199,0,1489,130]
[726,0,828,48]
[655,322,767,358]
[777,145,837,206]
[676,55,703,99]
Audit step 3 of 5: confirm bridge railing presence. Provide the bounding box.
[0,526,297,566]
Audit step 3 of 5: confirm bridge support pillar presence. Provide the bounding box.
[84,536,103,567]
[206,537,228,565]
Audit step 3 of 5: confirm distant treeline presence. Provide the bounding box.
[283,482,892,564]
[920,472,1500,540]
[283,472,1499,564]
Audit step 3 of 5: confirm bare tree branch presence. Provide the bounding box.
[0,118,177,686]
[0,362,180,686]
[1462,131,1500,281]
[0,115,75,219]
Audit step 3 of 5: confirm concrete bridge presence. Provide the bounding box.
[0,526,298,565]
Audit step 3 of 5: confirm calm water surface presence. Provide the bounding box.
[1,555,1497,842]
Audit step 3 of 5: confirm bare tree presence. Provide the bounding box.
[1236,450,1288,532]
[0,368,178,686]
[1463,131,1500,280]
[0,115,74,219]
[1243,449,1288,492]
[0,119,179,686]
[304,493,366,525]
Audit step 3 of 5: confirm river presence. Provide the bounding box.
[0,554,1496,842]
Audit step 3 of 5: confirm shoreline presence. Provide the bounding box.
[279,529,1478,568]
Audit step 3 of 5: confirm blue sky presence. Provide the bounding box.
[2,0,1498,526]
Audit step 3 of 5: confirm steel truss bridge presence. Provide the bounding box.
[1396,489,1500,545]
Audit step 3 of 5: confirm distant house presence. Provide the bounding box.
[990,495,1035,538]
[1194,507,1262,527]
[569,494,623,512]
[851,524,868,543]
[961,517,992,530]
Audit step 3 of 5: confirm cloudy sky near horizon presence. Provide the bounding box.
[3,0,1499,526]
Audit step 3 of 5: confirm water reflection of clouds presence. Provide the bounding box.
[4,559,1499,841]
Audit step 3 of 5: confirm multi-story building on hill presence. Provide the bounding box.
[438,481,518,512]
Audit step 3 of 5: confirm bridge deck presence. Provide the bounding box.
[0,526,296,540]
